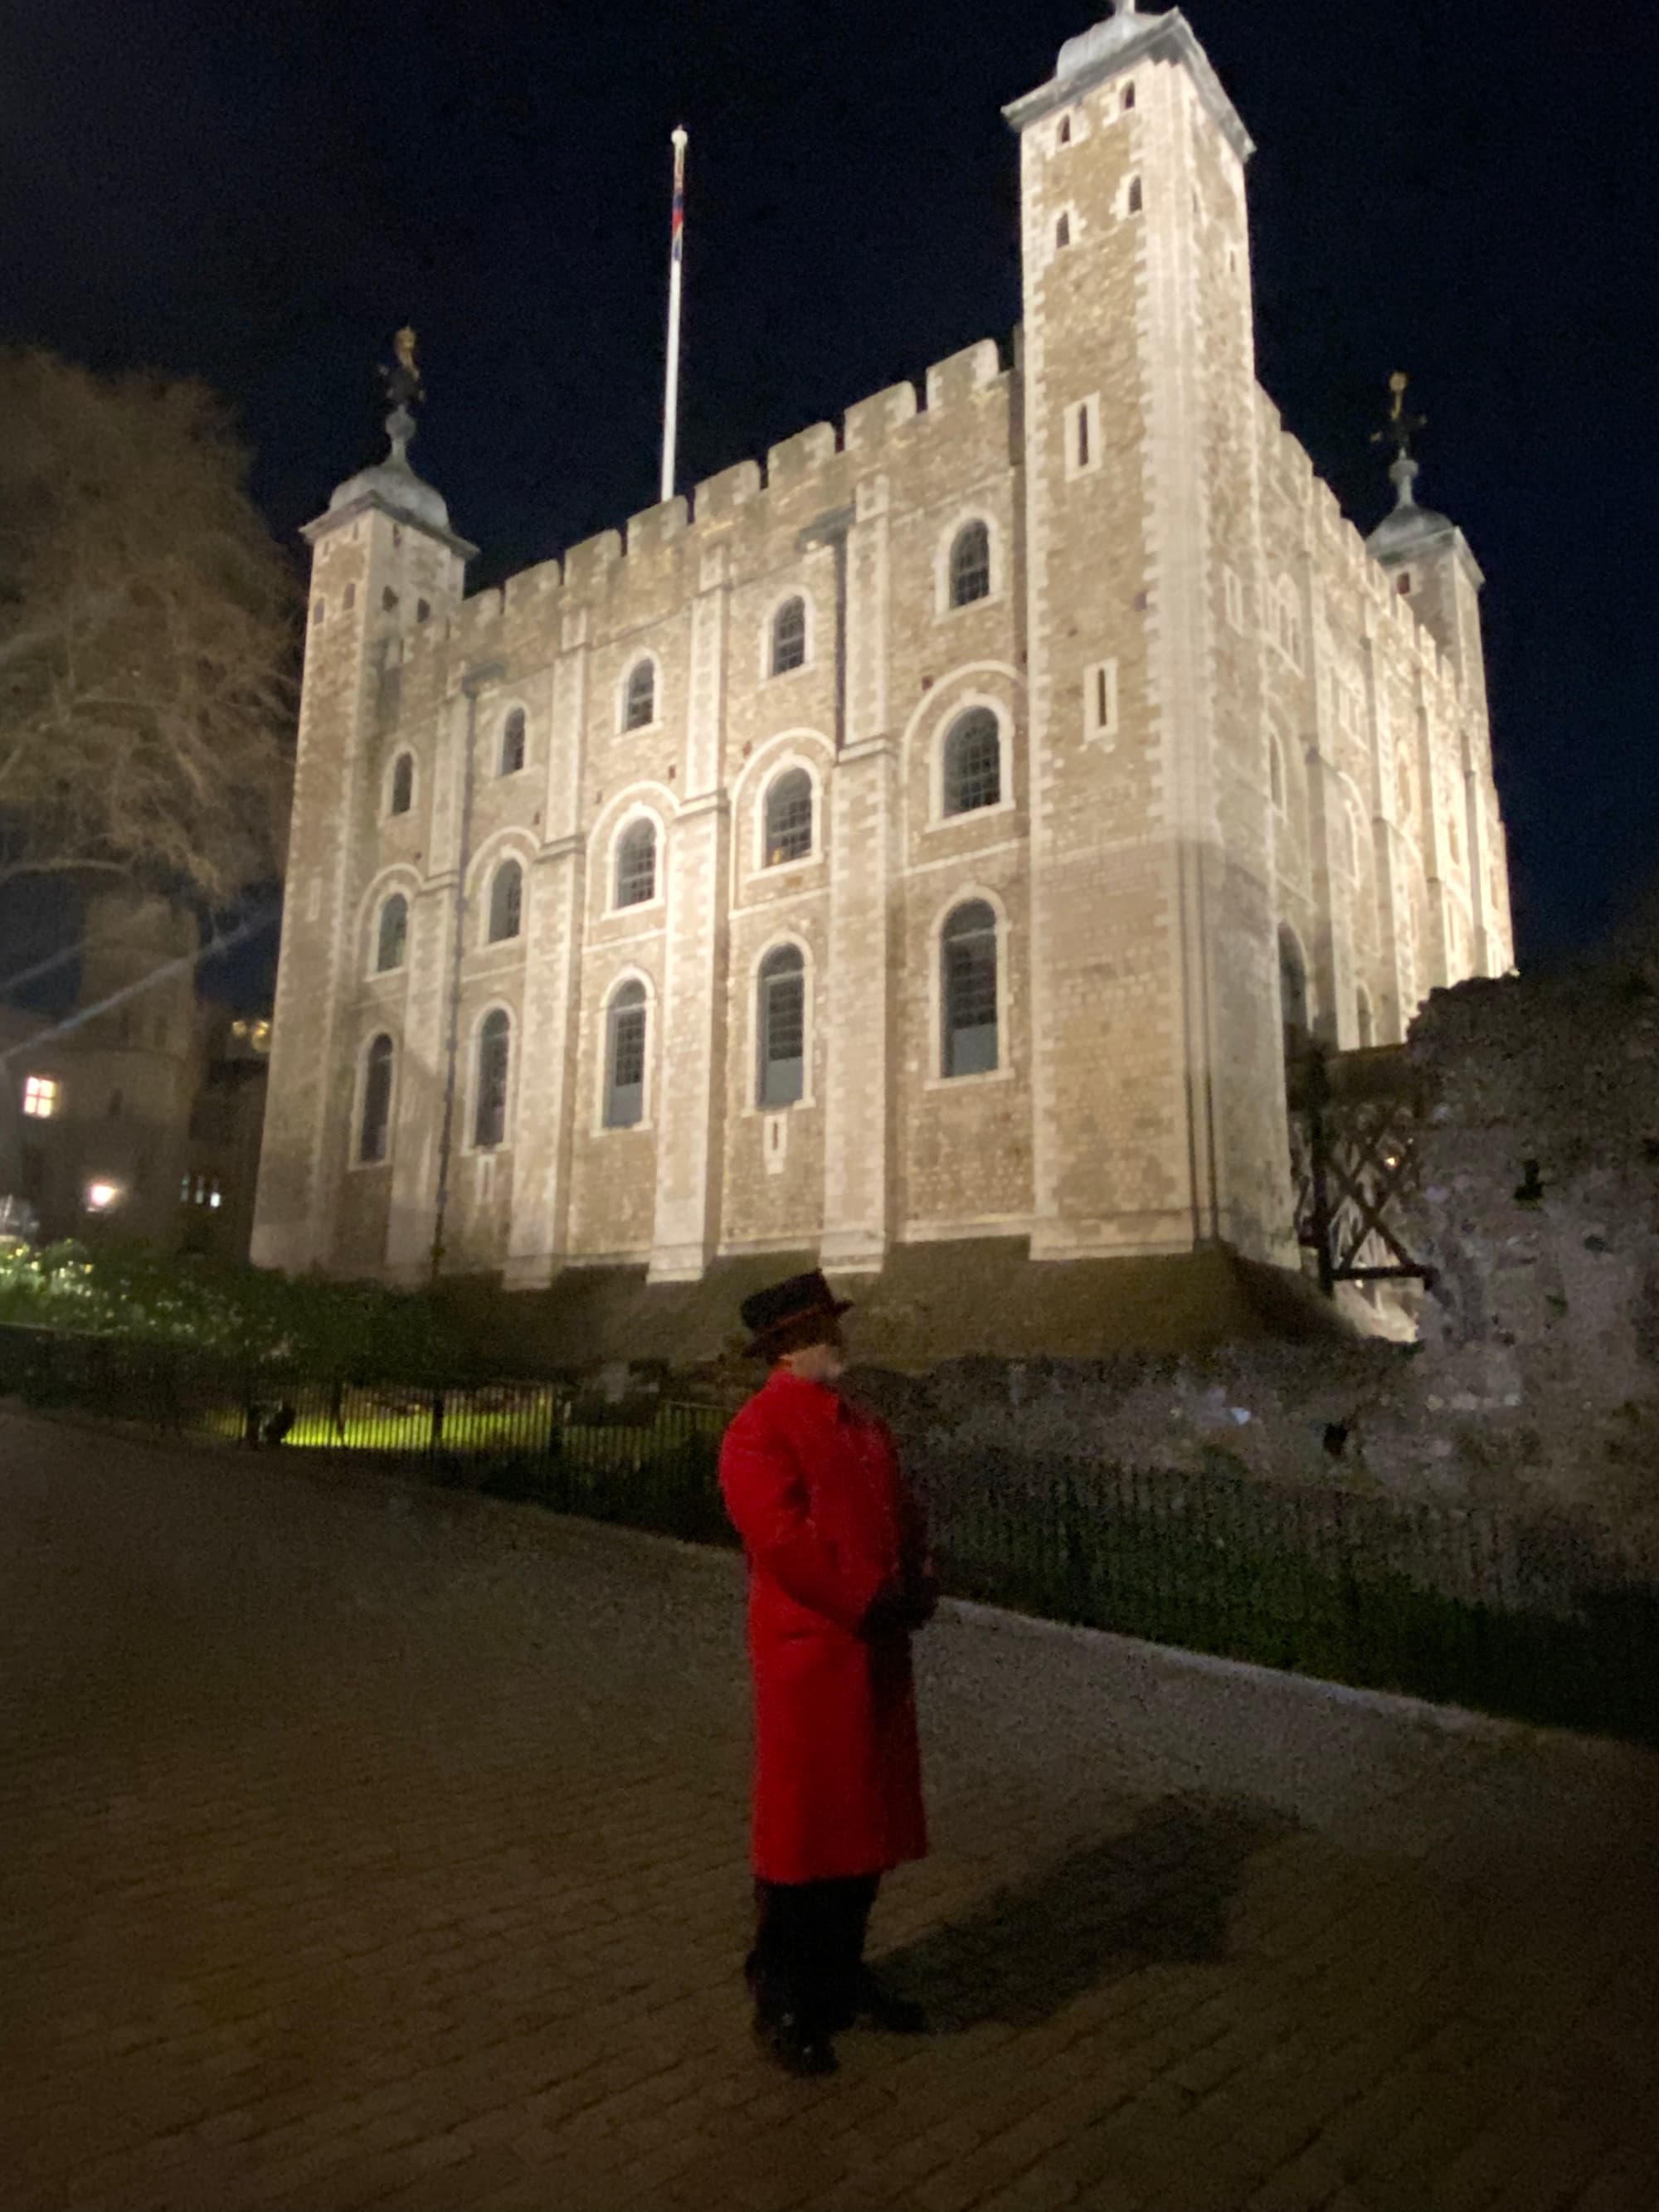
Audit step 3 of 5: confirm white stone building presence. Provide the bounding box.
[252,2,1512,1320]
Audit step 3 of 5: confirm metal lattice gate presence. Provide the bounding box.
[1287,1046,1433,1297]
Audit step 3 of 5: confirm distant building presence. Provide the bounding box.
[254,3,1512,1322]
[1,892,270,1257]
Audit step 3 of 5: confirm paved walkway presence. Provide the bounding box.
[2,1409,1657,2212]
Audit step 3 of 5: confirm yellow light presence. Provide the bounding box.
[85,1180,123,1213]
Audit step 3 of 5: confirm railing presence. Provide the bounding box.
[2,1323,1654,1745]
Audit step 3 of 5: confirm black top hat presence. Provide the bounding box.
[739,1270,854,1358]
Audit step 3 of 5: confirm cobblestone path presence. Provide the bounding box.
[2,1408,1657,2212]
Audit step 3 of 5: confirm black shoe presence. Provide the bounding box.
[753,2010,839,2078]
[850,1972,929,2035]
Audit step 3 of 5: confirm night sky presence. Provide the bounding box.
[2,0,1654,1005]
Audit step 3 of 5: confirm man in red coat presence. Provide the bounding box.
[719,1271,937,2078]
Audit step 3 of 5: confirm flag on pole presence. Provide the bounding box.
[662,128,689,504]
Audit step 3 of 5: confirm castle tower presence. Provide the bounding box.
[1368,430,1511,984]
[1006,4,1295,1264]
[251,352,477,1274]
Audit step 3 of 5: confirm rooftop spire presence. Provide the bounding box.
[380,326,424,469]
[1373,370,1428,514]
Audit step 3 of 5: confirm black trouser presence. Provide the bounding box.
[746,1875,880,2032]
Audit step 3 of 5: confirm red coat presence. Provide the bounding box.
[719,1369,930,1884]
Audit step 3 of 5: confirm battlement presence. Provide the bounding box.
[427,333,1015,637]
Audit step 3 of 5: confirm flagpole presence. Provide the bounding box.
[660,126,688,505]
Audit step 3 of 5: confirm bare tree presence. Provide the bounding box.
[0,349,296,903]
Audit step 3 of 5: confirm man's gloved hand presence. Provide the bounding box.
[861,1575,941,1639]
[904,1573,941,1630]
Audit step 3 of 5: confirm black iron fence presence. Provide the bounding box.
[2,1323,1654,1745]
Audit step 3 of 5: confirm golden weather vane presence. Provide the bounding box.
[382,326,424,413]
[1373,370,1426,465]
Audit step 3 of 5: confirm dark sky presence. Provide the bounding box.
[2,0,1655,1004]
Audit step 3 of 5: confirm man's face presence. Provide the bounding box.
[782,1323,846,1385]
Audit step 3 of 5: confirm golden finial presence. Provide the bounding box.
[1374,370,1426,464]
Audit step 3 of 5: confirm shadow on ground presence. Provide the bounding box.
[877,1793,1287,2030]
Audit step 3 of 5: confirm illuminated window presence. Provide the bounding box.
[22,1075,58,1120]
[605,983,647,1129]
[943,710,1002,817]
[623,659,657,731]
[949,522,991,609]
[615,820,658,909]
[757,946,805,1109]
[499,707,527,776]
[474,1011,511,1150]
[488,859,523,943]
[941,902,999,1078]
[771,597,807,676]
[360,1035,394,1163]
[764,770,813,867]
[376,894,408,974]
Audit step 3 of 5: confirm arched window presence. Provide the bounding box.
[1055,212,1072,250]
[389,752,414,816]
[474,1010,511,1150]
[605,982,648,1129]
[1127,176,1144,215]
[941,901,999,1078]
[488,859,523,944]
[1278,926,1310,1061]
[942,709,1002,817]
[623,659,657,732]
[499,707,527,777]
[360,1035,394,1164]
[764,770,813,867]
[757,946,805,1109]
[1355,986,1375,1051]
[1122,82,1136,111]
[615,819,658,909]
[771,597,807,677]
[376,894,409,974]
[948,521,991,609]
[1058,114,1073,147]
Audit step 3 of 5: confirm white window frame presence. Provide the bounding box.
[756,760,822,873]
[465,1002,516,1155]
[608,806,667,917]
[349,1031,399,1172]
[1063,395,1102,480]
[372,890,411,977]
[595,969,656,1135]
[619,653,663,736]
[936,511,1003,618]
[930,696,1016,829]
[926,886,1014,1092]
[748,933,816,1116]
[21,1073,59,1120]
[485,855,526,946]
[385,749,417,819]
[497,702,530,779]
[761,591,814,683]
[1083,659,1119,746]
